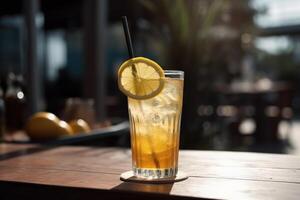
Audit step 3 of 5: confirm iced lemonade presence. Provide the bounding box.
[118,57,184,178]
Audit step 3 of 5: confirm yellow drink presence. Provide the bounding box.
[128,71,184,178]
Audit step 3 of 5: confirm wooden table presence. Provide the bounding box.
[0,143,300,200]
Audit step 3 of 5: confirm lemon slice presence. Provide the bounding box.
[118,57,164,99]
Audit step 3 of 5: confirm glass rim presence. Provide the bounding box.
[164,70,184,74]
[164,70,184,78]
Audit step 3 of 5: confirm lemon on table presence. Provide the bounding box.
[25,112,73,140]
[57,120,74,136]
[118,57,165,99]
[69,119,91,134]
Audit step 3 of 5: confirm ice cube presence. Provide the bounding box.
[151,99,160,107]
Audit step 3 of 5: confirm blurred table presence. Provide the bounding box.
[1,143,300,200]
[2,121,130,146]
[215,80,293,143]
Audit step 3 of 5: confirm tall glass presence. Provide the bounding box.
[128,70,184,179]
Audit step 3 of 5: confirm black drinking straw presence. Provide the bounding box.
[122,16,135,59]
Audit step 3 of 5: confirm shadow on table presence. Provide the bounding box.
[113,181,174,192]
[112,182,177,200]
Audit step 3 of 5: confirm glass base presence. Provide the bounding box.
[121,170,188,183]
[133,167,178,179]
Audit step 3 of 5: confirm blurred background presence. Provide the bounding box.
[1,0,300,154]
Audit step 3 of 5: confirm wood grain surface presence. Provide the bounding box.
[0,144,300,200]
